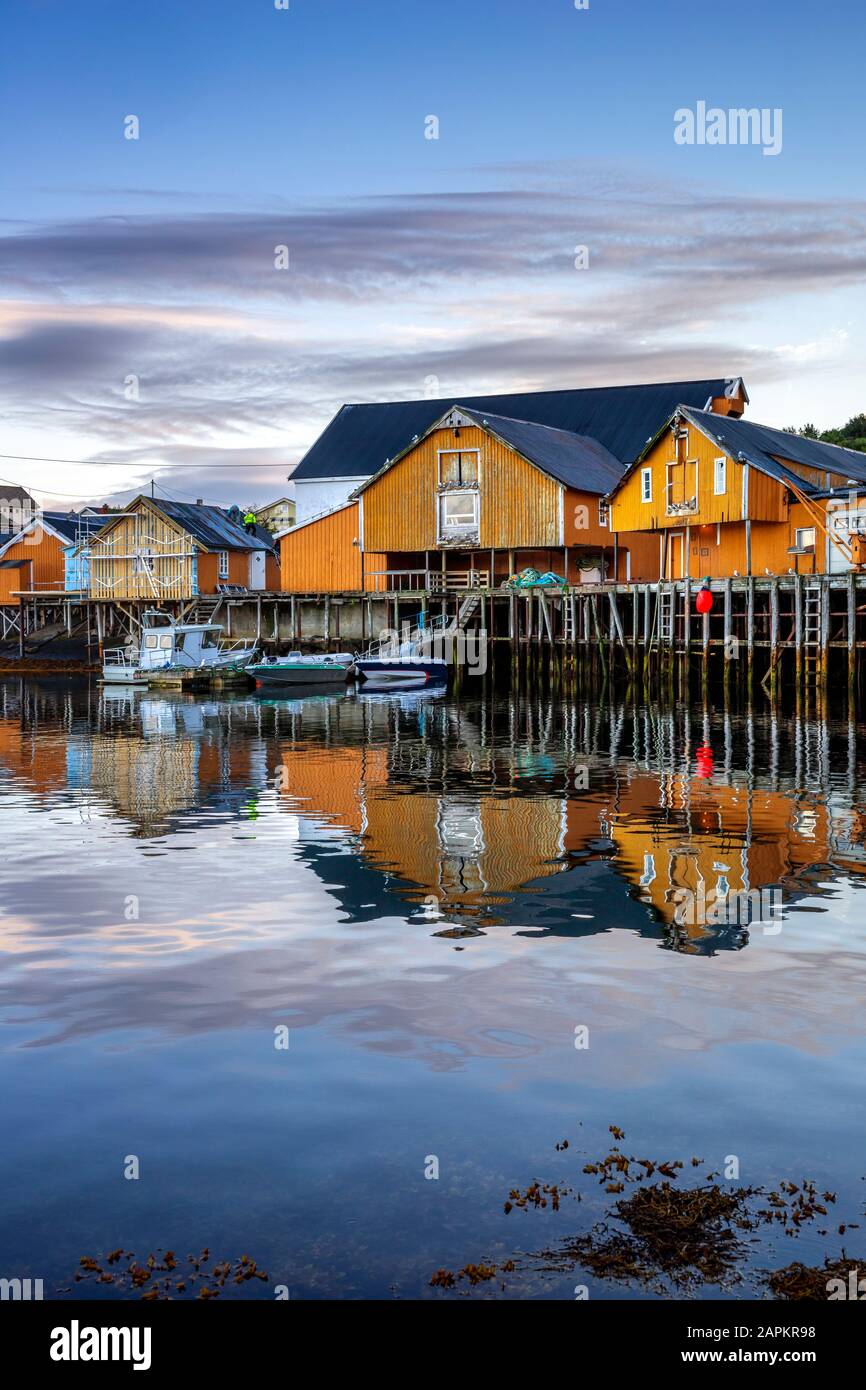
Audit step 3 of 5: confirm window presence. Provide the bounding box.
[439,491,479,535]
[795,527,816,551]
[598,499,609,528]
[133,547,154,574]
[438,449,479,485]
[714,457,727,495]
[641,468,652,503]
[144,634,159,649]
[217,550,229,579]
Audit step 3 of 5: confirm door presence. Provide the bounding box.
[248,550,266,589]
[666,532,685,580]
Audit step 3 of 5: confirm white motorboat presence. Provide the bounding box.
[102,609,258,684]
[354,624,449,686]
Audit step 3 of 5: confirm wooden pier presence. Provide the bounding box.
[3,574,866,707]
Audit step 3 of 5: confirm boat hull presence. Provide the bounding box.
[250,662,352,686]
[355,658,448,684]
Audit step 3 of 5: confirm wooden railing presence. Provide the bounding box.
[429,569,490,592]
[366,569,492,592]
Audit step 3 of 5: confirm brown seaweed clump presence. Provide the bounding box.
[544,1181,755,1291]
[767,1257,864,1301]
[430,1259,515,1291]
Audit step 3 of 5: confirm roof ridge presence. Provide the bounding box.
[340,377,734,409]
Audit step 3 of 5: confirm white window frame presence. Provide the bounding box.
[438,490,479,536]
[598,498,609,528]
[795,527,816,551]
[641,467,653,503]
[436,447,481,486]
[714,456,727,495]
[217,549,230,580]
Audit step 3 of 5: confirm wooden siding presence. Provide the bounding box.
[610,425,787,535]
[0,527,66,602]
[362,425,561,552]
[563,490,659,581]
[280,501,386,593]
[88,503,197,601]
[197,549,267,593]
[643,497,860,581]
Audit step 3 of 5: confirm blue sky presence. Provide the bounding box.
[1,0,864,508]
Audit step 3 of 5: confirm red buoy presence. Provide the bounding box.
[695,585,713,614]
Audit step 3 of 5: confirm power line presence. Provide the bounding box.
[0,452,289,469]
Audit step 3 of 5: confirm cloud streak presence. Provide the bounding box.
[1,166,864,505]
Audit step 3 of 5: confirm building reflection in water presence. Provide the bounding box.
[1,678,864,953]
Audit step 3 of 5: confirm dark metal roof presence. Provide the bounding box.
[293,379,741,481]
[459,410,623,493]
[684,410,866,491]
[153,499,271,551]
[42,512,110,544]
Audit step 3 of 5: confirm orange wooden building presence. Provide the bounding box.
[608,407,866,579]
[278,499,385,593]
[0,512,99,604]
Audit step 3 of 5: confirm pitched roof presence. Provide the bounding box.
[460,409,624,492]
[683,409,866,492]
[150,499,273,551]
[293,378,744,481]
[42,511,111,545]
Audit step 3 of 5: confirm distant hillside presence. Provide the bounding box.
[785,414,866,454]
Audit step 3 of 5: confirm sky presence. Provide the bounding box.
[0,0,864,511]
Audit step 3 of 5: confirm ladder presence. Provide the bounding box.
[657,585,675,644]
[802,583,822,681]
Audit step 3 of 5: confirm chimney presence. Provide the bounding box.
[196,497,204,505]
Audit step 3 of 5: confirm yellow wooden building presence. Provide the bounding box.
[281,406,663,591]
[608,407,866,579]
[86,497,279,602]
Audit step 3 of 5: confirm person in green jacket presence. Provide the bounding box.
[243,509,257,535]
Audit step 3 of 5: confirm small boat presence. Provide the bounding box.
[248,651,355,686]
[359,669,431,689]
[102,609,257,685]
[354,630,448,686]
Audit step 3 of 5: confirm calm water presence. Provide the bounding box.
[1,675,865,1299]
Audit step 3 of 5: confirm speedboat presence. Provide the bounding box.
[354,630,448,686]
[102,609,257,684]
[248,651,355,686]
[359,669,432,689]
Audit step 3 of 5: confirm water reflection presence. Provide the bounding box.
[2,677,866,1298]
[1,679,865,954]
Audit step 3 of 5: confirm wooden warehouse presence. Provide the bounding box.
[86,497,279,603]
[280,400,697,593]
[290,375,747,525]
[608,407,866,579]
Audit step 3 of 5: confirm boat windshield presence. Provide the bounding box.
[201,631,219,648]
